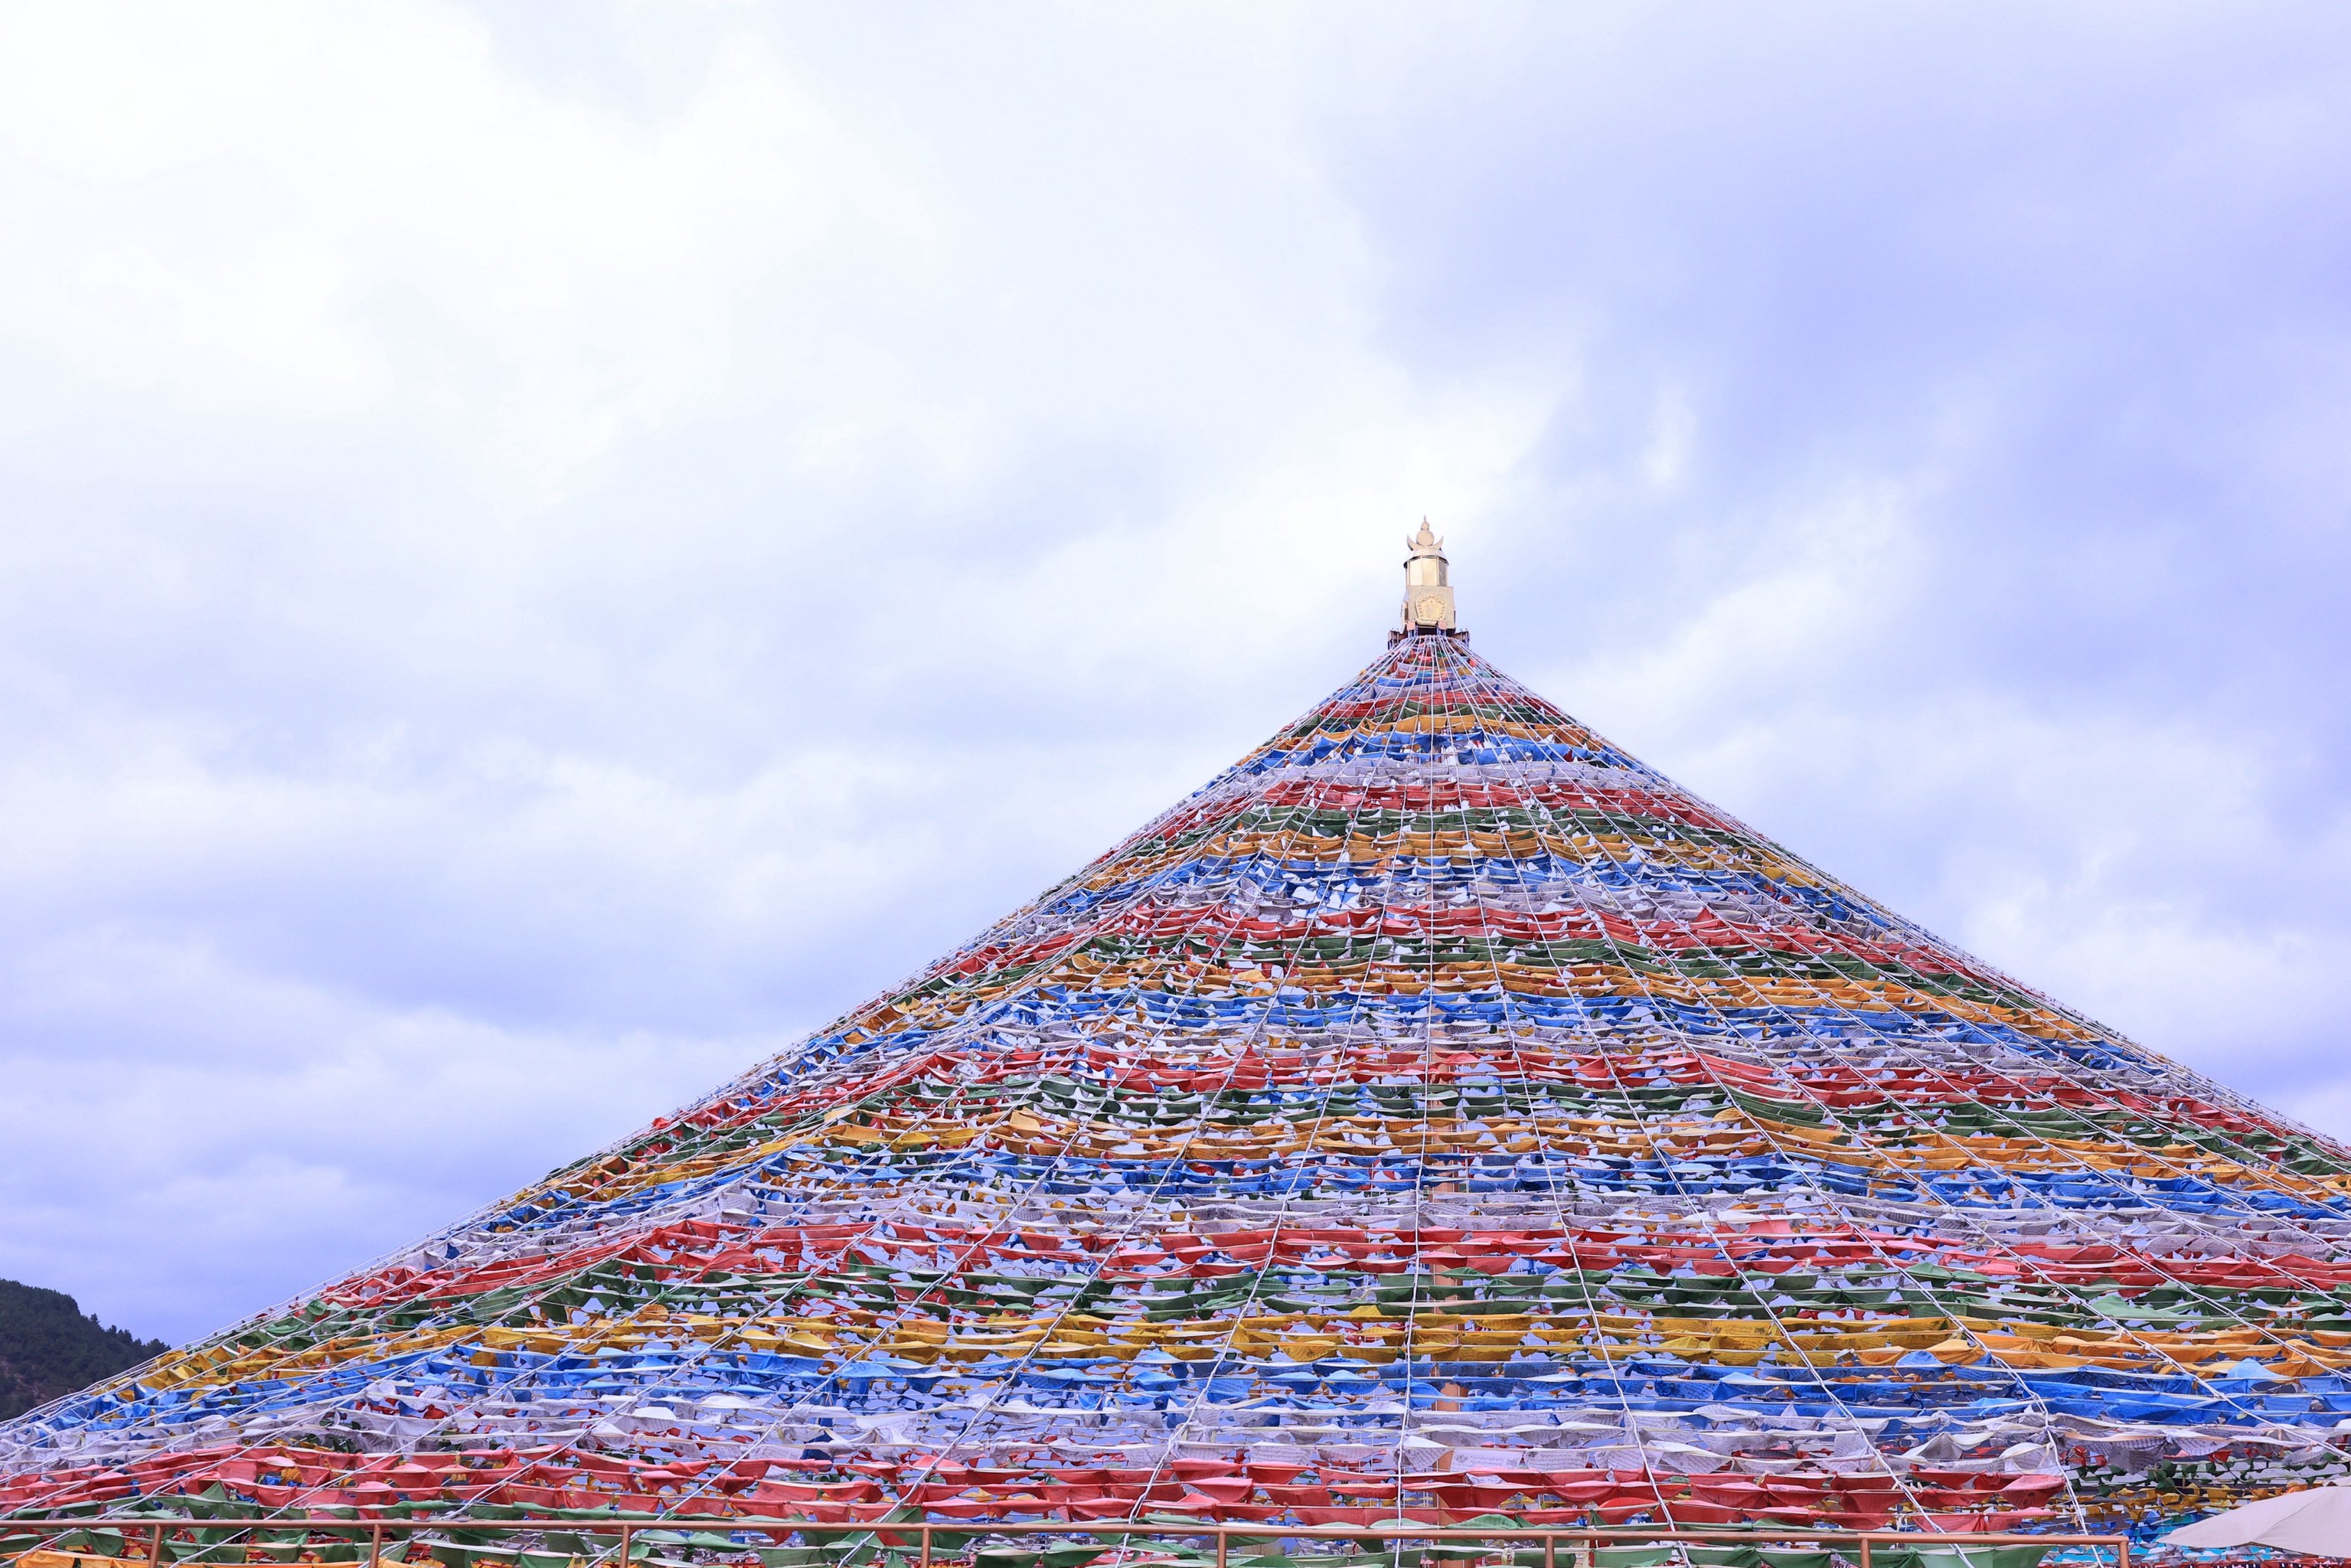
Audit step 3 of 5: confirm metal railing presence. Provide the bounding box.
[0,1516,2134,1568]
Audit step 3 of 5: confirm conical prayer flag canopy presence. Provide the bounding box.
[6,551,2349,1545]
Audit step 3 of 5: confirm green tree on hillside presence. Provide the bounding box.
[0,1279,168,1420]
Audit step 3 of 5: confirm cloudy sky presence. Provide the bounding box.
[2,2,2347,1342]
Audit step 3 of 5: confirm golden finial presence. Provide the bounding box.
[1399,518,1456,633]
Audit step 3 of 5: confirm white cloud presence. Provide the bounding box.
[0,0,2346,1339]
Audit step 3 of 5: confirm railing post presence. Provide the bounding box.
[1215,1527,1227,1568]
[368,1522,383,1568]
[1860,1536,1872,1568]
[919,1526,932,1568]
[619,1524,632,1568]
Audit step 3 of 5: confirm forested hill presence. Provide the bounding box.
[0,1279,168,1420]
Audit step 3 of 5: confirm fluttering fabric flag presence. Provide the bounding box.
[4,531,2349,1544]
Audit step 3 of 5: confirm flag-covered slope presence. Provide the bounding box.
[7,631,2350,1539]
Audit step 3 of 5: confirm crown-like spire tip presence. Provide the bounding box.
[1399,518,1458,636]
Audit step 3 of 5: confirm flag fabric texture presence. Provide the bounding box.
[5,629,2348,1542]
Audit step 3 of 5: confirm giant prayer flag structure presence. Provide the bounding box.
[7,524,2351,1544]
